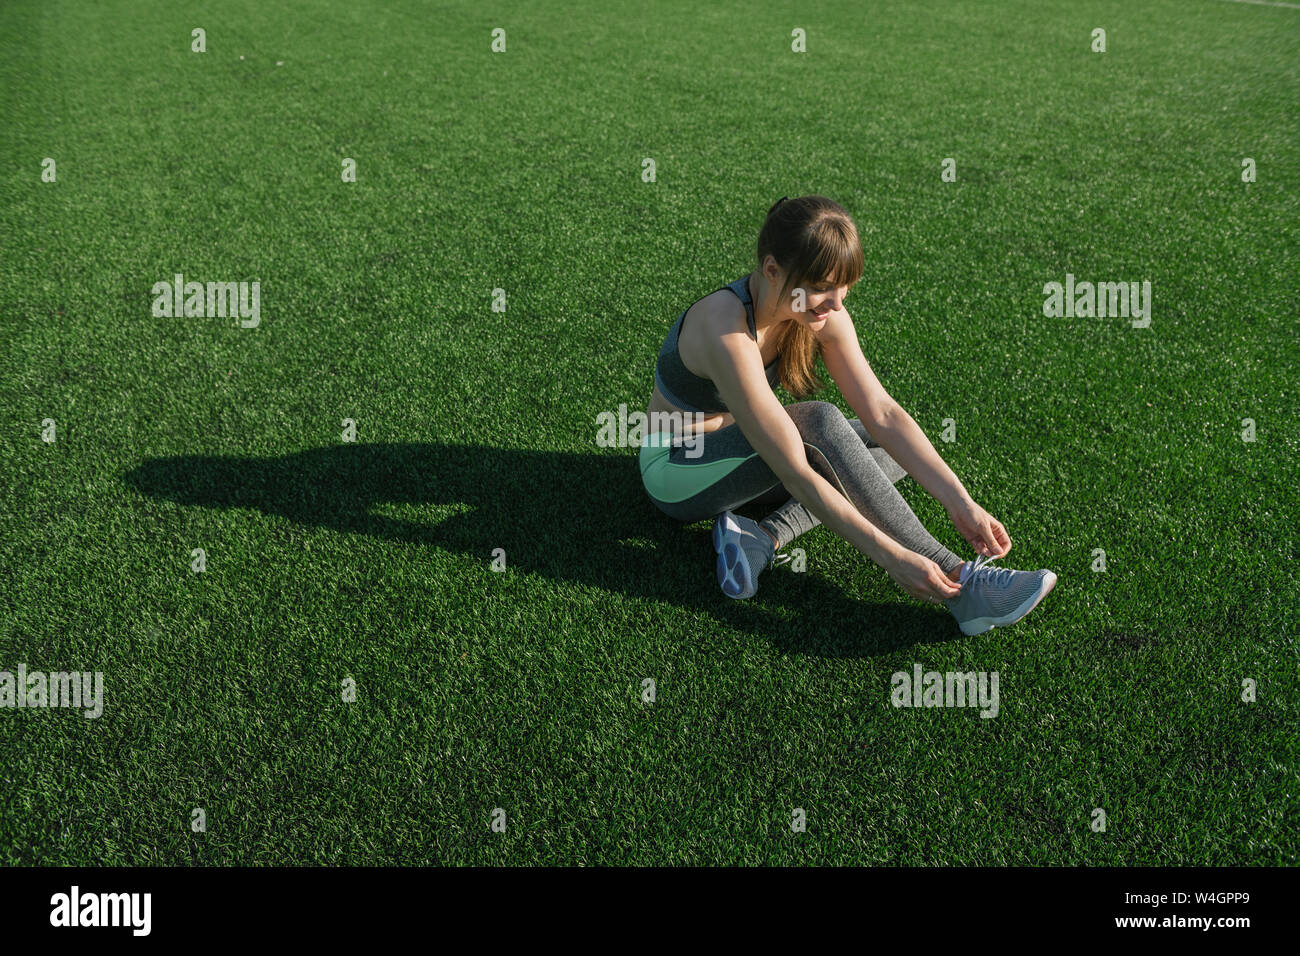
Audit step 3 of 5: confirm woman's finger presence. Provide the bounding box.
[932,571,960,599]
[991,522,1011,556]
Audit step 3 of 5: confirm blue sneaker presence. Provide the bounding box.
[942,554,1057,635]
[712,511,788,599]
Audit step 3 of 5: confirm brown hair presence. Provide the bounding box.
[757,195,865,398]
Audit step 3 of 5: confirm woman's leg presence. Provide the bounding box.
[640,422,791,523]
[639,400,964,574]
[742,417,903,507]
[756,402,963,573]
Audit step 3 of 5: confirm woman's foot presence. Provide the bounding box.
[712,511,788,599]
[942,555,1057,635]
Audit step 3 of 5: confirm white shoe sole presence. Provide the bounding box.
[713,511,757,600]
[956,571,1058,636]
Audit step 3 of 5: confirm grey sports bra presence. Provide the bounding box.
[654,276,781,414]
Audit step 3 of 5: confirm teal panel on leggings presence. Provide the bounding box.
[638,431,759,504]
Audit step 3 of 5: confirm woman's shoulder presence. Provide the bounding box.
[685,282,750,339]
[676,284,752,379]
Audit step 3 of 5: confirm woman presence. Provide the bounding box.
[639,196,1057,636]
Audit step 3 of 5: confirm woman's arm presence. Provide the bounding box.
[706,324,907,568]
[820,309,1010,557]
[819,309,974,512]
[864,403,974,512]
[709,334,961,599]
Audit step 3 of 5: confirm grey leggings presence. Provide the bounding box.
[645,400,964,574]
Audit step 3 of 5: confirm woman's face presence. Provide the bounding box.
[793,277,851,328]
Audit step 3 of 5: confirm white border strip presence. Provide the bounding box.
[1215,0,1300,9]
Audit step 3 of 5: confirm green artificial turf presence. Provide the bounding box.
[0,0,1296,865]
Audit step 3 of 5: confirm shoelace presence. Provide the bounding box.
[965,553,1016,589]
[771,551,793,569]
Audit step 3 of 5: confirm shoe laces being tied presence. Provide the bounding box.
[962,553,1015,589]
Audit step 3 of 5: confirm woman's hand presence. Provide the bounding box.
[947,499,1011,559]
[885,549,962,604]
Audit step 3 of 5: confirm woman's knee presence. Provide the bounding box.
[785,400,847,429]
[786,400,854,442]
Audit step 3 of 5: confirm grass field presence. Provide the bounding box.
[1,0,1296,866]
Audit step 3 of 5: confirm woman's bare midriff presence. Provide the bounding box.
[644,387,733,441]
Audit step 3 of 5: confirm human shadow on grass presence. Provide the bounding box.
[122,442,959,657]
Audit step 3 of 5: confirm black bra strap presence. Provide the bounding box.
[726,276,758,340]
